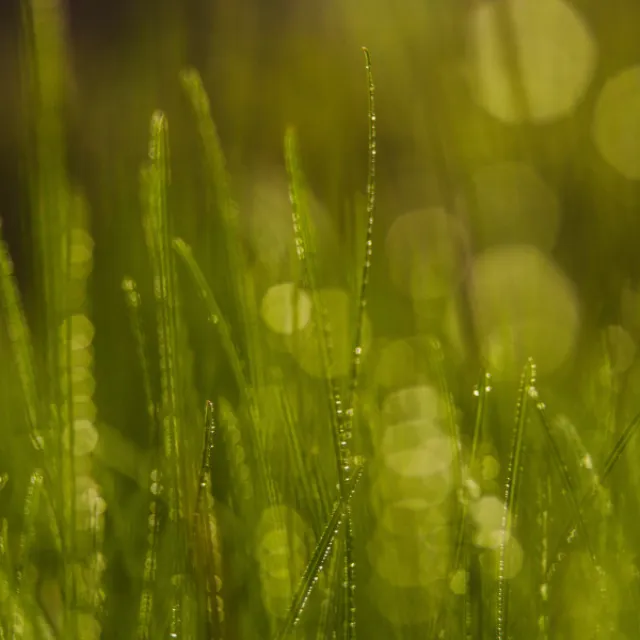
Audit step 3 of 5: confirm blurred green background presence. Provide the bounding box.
[3,0,640,637]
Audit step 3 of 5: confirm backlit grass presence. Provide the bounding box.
[2,0,640,638]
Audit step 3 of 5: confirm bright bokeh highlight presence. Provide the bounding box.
[470,244,580,376]
[593,66,640,179]
[260,282,312,335]
[468,0,596,123]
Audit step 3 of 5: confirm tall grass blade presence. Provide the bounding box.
[19,0,81,633]
[142,112,185,533]
[495,360,534,640]
[20,0,69,394]
[346,47,377,420]
[341,49,376,637]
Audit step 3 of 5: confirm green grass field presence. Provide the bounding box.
[2,0,640,638]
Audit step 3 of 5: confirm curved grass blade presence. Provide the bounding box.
[496,360,534,640]
[274,464,364,640]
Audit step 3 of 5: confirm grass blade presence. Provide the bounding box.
[496,360,534,640]
[178,69,255,366]
[547,409,640,580]
[533,396,596,567]
[171,238,249,402]
[192,402,225,639]
[0,223,43,452]
[284,127,346,486]
[274,464,364,640]
[122,277,156,441]
[142,111,185,532]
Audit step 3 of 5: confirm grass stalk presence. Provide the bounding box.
[495,360,534,640]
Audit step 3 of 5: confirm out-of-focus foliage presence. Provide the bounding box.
[2,0,640,638]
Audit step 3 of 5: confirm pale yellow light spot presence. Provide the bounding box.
[383,429,453,479]
[381,385,440,427]
[468,0,596,123]
[371,461,452,511]
[260,283,312,335]
[481,455,500,481]
[593,66,640,180]
[73,420,99,456]
[379,499,446,536]
[482,535,524,580]
[470,244,580,377]
[257,529,307,580]
[471,495,507,548]
[256,505,309,547]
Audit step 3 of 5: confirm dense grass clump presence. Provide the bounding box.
[3,1,640,639]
